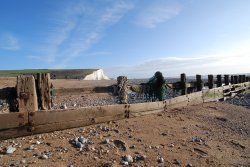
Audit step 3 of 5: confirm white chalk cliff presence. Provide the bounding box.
[83,69,110,80]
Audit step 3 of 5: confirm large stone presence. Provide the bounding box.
[113,140,128,151]
[78,136,88,144]
[6,146,16,154]
[123,155,133,163]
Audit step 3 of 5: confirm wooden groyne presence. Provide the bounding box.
[0,73,249,140]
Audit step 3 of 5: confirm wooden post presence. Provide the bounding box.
[239,75,243,83]
[117,76,128,104]
[242,75,246,82]
[181,73,187,95]
[231,75,234,84]
[36,73,51,110]
[234,75,238,84]
[208,75,214,89]
[217,75,222,87]
[17,75,38,112]
[196,74,203,91]
[224,75,229,85]
[246,76,250,82]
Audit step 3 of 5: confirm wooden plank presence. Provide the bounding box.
[214,87,224,100]
[129,101,164,113]
[16,75,38,112]
[202,89,215,102]
[167,95,188,109]
[0,126,32,140]
[130,109,163,117]
[0,112,28,130]
[31,104,126,126]
[187,91,203,105]
[222,85,232,91]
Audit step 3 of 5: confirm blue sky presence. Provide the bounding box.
[0,0,250,78]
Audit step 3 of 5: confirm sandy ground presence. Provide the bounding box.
[0,102,249,167]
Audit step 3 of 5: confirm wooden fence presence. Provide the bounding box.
[0,73,250,140]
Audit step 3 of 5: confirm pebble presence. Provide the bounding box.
[36,141,41,145]
[192,137,203,143]
[75,142,83,148]
[123,155,133,163]
[20,159,27,164]
[158,157,164,163]
[121,161,129,165]
[40,154,49,160]
[130,145,136,149]
[134,155,146,161]
[27,145,35,150]
[103,138,110,144]
[173,159,181,165]
[113,140,128,151]
[186,163,193,167]
[6,146,16,154]
[0,155,3,158]
[78,136,88,144]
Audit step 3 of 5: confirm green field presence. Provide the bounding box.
[0,69,98,79]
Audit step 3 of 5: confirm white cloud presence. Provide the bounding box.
[135,1,182,28]
[0,33,20,50]
[32,0,134,67]
[105,42,250,78]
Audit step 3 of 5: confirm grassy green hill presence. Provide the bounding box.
[0,69,98,79]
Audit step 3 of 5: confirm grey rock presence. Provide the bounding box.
[121,161,129,165]
[158,157,164,163]
[20,159,27,164]
[192,137,203,143]
[134,155,146,161]
[60,104,67,109]
[75,141,83,148]
[6,146,16,154]
[113,140,128,151]
[173,159,181,165]
[36,141,41,145]
[27,145,35,150]
[123,155,133,163]
[129,145,136,149]
[186,163,193,167]
[40,154,49,160]
[103,138,110,144]
[78,136,88,144]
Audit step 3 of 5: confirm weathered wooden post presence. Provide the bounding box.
[17,75,38,112]
[196,74,203,91]
[36,73,51,110]
[217,75,222,87]
[231,75,234,84]
[246,76,250,82]
[181,73,187,95]
[239,75,243,83]
[208,75,214,89]
[234,75,238,84]
[242,75,246,83]
[224,75,229,85]
[117,76,128,104]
